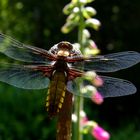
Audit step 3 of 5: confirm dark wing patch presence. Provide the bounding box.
[0,33,55,63]
[0,63,50,89]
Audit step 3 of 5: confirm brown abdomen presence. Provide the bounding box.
[46,71,66,117]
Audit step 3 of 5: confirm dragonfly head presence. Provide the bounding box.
[57,41,73,57]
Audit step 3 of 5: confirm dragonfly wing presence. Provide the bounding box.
[98,76,137,97]
[67,81,79,95]
[0,33,54,63]
[83,51,140,72]
[0,63,50,89]
[67,80,93,98]
[67,76,136,98]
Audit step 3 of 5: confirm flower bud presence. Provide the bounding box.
[84,71,96,81]
[84,47,100,56]
[92,125,110,140]
[63,3,75,15]
[85,18,101,30]
[80,110,88,125]
[82,120,97,134]
[91,91,103,105]
[72,113,77,122]
[61,22,77,34]
[89,40,97,49]
[67,13,80,23]
[79,0,87,4]
[83,7,97,19]
[72,0,78,4]
[78,0,95,4]
[73,7,79,13]
[93,75,103,87]
[83,29,91,39]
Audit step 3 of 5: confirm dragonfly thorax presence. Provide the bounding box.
[53,59,68,73]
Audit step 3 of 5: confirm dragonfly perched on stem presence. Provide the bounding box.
[0,33,140,117]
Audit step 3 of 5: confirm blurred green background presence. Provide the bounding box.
[0,0,140,139]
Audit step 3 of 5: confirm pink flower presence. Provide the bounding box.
[93,75,103,87]
[90,40,97,49]
[80,110,89,126]
[81,116,89,126]
[92,125,110,140]
[92,91,103,105]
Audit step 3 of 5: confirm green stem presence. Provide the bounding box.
[78,9,85,53]
[73,2,85,140]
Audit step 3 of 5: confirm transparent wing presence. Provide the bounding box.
[0,63,50,89]
[67,76,136,98]
[71,51,140,72]
[0,33,55,63]
[98,76,136,97]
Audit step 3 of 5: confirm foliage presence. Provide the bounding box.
[0,84,56,140]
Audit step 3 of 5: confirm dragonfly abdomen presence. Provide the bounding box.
[46,71,66,117]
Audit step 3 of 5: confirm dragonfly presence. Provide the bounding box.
[0,33,140,117]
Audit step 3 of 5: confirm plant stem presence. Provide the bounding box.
[78,5,85,53]
[73,1,85,140]
[57,91,73,140]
